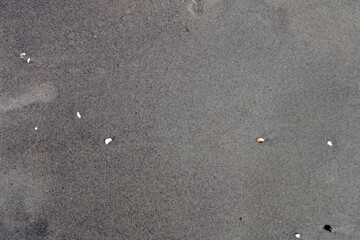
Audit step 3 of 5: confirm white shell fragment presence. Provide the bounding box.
[105,138,113,145]
[327,141,333,146]
[295,233,301,238]
[256,137,265,143]
[20,53,26,58]
[76,111,81,119]
[26,58,31,63]
[34,127,38,131]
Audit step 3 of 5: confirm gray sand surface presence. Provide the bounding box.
[0,0,359,239]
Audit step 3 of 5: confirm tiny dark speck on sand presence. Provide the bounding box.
[324,225,333,232]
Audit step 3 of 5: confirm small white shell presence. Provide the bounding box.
[26,58,31,63]
[34,127,38,131]
[105,138,113,145]
[295,233,301,238]
[327,141,333,146]
[256,137,265,143]
[76,111,81,119]
[20,53,26,58]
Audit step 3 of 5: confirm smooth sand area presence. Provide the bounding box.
[1,1,359,239]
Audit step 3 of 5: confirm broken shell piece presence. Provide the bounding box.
[34,127,38,131]
[76,111,81,119]
[256,137,265,143]
[105,138,113,145]
[26,58,31,63]
[295,233,301,238]
[20,53,26,58]
[327,141,333,146]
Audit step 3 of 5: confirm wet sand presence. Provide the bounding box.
[0,0,359,239]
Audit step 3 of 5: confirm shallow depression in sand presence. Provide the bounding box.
[0,82,58,113]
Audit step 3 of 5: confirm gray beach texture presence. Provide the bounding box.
[0,0,359,239]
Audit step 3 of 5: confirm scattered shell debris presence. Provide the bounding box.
[295,233,301,238]
[256,137,265,143]
[76,111,81,119]
[105,138,113,145]
[327,141,333,146]
[19,53,31,63]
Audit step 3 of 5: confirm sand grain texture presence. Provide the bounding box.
[0,0,359,239]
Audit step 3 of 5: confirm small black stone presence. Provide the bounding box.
[324,225,333,232]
